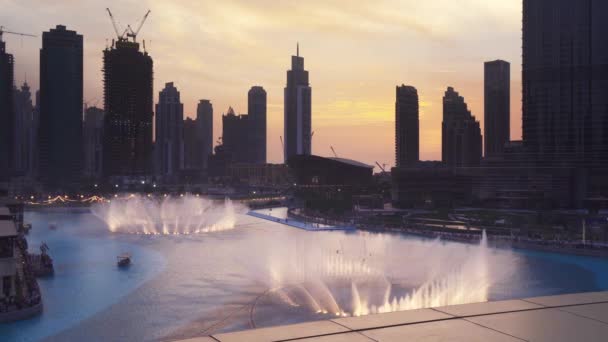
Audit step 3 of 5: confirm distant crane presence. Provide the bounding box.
[0,26,36,42]
[280,136,284,151]
[330,146,338,158]
[106,8,151,43]
[375,161,387,173]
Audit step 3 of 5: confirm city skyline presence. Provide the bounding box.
[0,0,522,167]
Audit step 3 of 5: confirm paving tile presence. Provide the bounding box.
[213,321,349,342]
[435,299,543,317]
[362,318,521,342]
[293,332,374,341]
[559,302,608,324]
[332,308,450,330]
[468,307,608,342]
[524,291,608,307]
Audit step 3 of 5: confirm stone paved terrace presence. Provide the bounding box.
[178,291,608,342]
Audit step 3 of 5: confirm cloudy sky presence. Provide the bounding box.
[1,0,522,167]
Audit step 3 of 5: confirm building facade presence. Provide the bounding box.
[395,85,419,167]
[222,107,249,164]
[13,82,34,177]
[83,106,104,180]
[248,86,267,164]
[284,46,311,162]
[484,60,510,158]
[523,0,608,165]
[196,99,213,170]
[442,87,482,167]
[0,39,14,182]
[155,82,184,179]
[102,40,154,178]
[38,25,83,188]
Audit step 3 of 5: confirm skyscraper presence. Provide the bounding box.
[83,106,104,180]
[484,60,510,158]
[395,85,419,167]
[284,45,311,162]
[196,99,213,169]
[155,82,184,178]
[442,87,482,167]
[248,86,267,164]
[523,0,608,164]
[39,25,83,187]
[0,38,14,181]
[222,107,249,163]
[103,39,153,178]
[13,82,34,176]
[183,117,198,170]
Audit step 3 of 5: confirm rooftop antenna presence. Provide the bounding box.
[330,146,338,158]
[297,42,299,57]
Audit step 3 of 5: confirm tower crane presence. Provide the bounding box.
[126,10,151,42]
[0,26,36,42]
[375,162,387,173]
[106,8,151,43]
[330,146,338,158]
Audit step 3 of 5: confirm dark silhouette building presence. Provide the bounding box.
[83,106,104,180]
[284,45,311,162]
[102,39,153,178]
[0,38,15,181]
[183,117,198,170]
[196,99,213,170]
[13,82,34,176]
[442,87,482,167]
[395,85,419,167]
[248,86,267,164]
[39,25,83,188]
[523,0,608,164]
[484,60,510,158]
[222,107,249,163]
[155,82,184,179]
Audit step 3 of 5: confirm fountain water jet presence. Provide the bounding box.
[91,195,244,235]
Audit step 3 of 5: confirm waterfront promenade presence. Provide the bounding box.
[180,291,608,341]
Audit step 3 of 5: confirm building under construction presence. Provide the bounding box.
[102,28,153,178]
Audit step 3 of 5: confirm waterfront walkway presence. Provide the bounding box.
[180,291,608,342]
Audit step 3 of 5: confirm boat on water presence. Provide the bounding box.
[117,253,132,267]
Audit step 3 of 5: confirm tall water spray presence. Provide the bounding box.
[248,229,508,317]
[91,195,242,235]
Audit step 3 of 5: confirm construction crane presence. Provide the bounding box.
[375,161,387,173]
[330,146,338,158]
[106,8,151,43]
[126,10,151,42]
[0,26,36,42]
[280,136,284,151]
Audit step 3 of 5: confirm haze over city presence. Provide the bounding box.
[0,0,522,166]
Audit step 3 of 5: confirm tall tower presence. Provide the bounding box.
[155,82,184,178]
[523,0,608,164]
[83,106,105,180]
[13,82,34,176]
[442,87,482,167]
[248,86,267,164]
[39,25,83,187]
[103,39,153,178]
[0,39,14,181]
[484,60,510,158]
[395,85,419,167]
[196,99,213,169]
[284,44,311,162]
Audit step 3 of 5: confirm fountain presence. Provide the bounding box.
[91,195,244,235]
[246,229,513,317]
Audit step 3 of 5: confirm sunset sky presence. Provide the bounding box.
[1,0,522,168]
